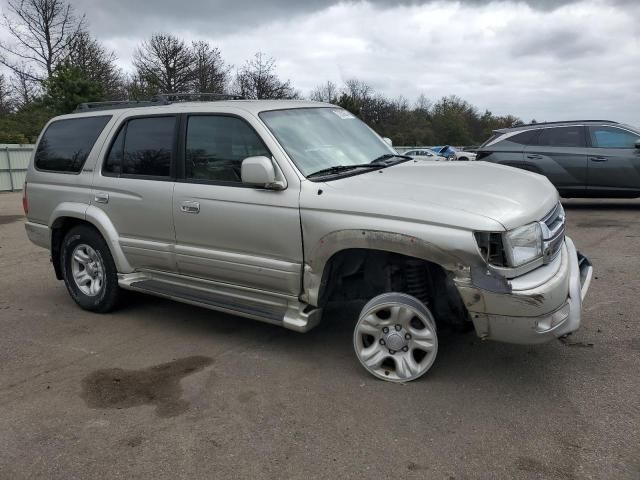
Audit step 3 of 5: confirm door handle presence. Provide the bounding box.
[180,201,200,214]
[94,192,109,204]
[526,154,542,159]
[590,156,608,162]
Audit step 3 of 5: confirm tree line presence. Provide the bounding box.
[0,0,524,145]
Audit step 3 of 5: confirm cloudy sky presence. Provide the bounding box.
[4,0,640,124]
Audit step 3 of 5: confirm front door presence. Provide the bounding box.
[92,115,178,272]
[173,114,303,296]
[586,125,640,196]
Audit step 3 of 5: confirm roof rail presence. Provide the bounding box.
[74,98,170,112]
[74,92,245,113]
[512,119,619,129]
[158,92,245,102]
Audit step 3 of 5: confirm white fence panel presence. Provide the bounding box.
[0,144,34,191]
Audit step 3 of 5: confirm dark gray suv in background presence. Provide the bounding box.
[476,120,640,198]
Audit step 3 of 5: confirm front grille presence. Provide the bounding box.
[541,202,565,263]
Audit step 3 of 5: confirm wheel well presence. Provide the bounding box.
[50,218,100,280]
[318,249,470,329]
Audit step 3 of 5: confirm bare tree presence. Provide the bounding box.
[343,78,372,104]
[67,31,123,99]
[0,0,84,82]
[133,33,193,94]
[123,73,158,100]
[309,80,338,103]
[233,52,297,99]
[190,41,229,93]
[10,69,37,107]
[414,93,431,114]
[0,74,16,113]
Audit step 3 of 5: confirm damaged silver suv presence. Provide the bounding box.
[23,96,593,382]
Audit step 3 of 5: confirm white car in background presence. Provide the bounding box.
[431,146,477,161]
[403,149,448,161]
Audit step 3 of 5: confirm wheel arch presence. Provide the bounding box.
[302,230,470,328]
[49,204,132,279]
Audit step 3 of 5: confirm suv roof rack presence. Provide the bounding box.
[504,119,618,130]
[74,92,245,113]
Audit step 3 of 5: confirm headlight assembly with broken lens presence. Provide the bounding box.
[502,222,543,267]
[475,222,543,269]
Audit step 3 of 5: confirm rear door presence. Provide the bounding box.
[92,115,178,272]
[586,125,640,196]
[524,126,588,196]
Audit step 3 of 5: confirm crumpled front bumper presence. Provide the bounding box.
[464,237,592,345]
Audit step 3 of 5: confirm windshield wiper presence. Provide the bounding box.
[306,154,413,179]
[370,153,413,164]
[307,163,379,178]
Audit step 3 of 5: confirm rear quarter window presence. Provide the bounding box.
[35,116,111,173]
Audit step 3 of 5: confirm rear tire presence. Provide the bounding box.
[353,293,438,383]
[60,225,120,313]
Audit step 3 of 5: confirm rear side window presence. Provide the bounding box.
[507,129,540,146]
[589,126,640,148]
[538,126,585,148]
[35,116,111,172]
[104,116,176,178]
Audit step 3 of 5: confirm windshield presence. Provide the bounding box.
[259,107,394,176]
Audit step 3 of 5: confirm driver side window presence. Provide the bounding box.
[589,126,639,149]
[185,115,271,184]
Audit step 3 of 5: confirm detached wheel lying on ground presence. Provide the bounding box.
[353,293,438,382]
[60,225,120,313]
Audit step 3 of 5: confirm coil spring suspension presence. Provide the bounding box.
[405,260,429,304]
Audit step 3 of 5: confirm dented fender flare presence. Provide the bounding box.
[301,229,469,306]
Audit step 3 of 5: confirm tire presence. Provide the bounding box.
[353,293,438,383]
[60,225,120,313]
[458,157,468,161]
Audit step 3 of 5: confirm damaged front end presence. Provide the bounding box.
[455,202,592,344]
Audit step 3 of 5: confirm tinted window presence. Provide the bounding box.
[507,129,540,146]
[185,115,270,183]
[35,116,111,172]
[122,116,175,177]
[103,126,124,175]
[538,126,585,147]
[589,126,640,148]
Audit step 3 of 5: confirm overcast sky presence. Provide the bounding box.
[4,0,640,124]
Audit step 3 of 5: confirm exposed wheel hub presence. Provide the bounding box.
[383,328,407,352]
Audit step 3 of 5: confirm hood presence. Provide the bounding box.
[312,161,558,231]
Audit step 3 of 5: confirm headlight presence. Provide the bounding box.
[475,222,543,269]
[503,222,543,267]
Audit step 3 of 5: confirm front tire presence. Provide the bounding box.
[60,225,120,313]
[353,293,438,383]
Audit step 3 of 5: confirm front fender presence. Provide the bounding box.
[302,229,470,306]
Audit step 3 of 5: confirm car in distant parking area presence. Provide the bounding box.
[403,149,447,161]
[476,120,640,198]
[431,145,477,161]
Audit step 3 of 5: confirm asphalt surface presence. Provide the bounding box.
[0,191,638,480]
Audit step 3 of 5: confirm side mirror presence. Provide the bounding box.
[635,140,640,149]
[241,156,284,189]
[383,137,393,147]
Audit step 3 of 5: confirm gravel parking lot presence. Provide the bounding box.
[0,191,638,480]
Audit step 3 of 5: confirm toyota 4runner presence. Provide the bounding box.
[23,96,593,382]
